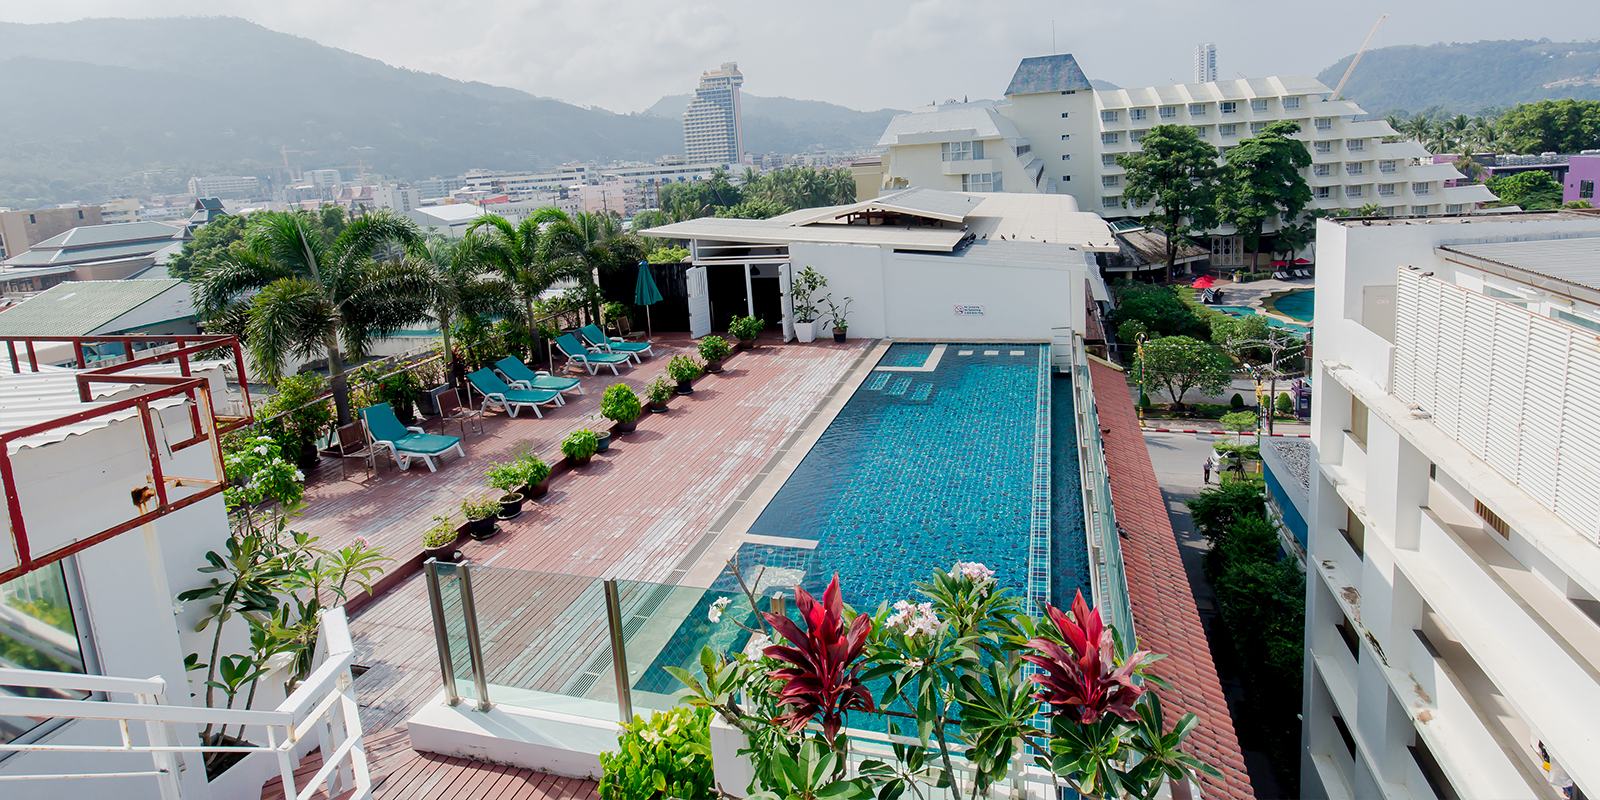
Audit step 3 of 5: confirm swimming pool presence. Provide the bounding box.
[633,342,1088,695]
[1265,288,1314,322]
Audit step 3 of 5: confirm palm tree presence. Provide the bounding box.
[466,215,587,354]
[408,233,508,384]
[535,208,648,322]
[195,209,425,389]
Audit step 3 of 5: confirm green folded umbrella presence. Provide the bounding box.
[634,262,663,337]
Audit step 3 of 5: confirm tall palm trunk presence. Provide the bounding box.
[325,338,349,425]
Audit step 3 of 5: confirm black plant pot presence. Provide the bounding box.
[569,454,593,468]
[520,479,549,500]
[737,338,755,351]
[497,492,525,520]
[649,400,669,413]
[297,440,320,470]
[615,417,639,434]
[832,329,847,343]
[704,359,724,374]
[466,515,497,539]
[394,401,417,425]
[423,543,459,563]
[676,379,695,395]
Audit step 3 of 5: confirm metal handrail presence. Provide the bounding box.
[1070,336,1136,646]
[0,608,368,800]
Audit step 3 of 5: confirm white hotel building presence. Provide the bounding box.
[1305,210,1600,799]
[877,54,1494,267]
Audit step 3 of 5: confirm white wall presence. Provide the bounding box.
[789,242,888,338]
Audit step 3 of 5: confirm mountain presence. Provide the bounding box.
[1317,39,1600,115]
[646,94,904,153]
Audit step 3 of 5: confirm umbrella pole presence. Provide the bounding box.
[646,305,653,339]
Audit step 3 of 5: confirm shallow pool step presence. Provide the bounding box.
[908,382,934,402]
[865,373,891,391]
[887,377,912,396]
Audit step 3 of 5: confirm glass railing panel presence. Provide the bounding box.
[463,565,614,720]
[427,561,478,704]
[613,578,735,715]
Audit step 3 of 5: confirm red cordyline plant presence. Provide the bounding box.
[1022,590,1147,724]
[760,574,875,740]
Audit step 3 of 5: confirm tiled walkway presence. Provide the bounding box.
[264,334,868,799]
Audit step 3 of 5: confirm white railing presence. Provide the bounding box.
[0,607,369,800]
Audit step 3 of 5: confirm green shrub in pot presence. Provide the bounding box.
[666,355,702,383]
[698,335,732,370]
[561,429,600,463]
[600,383,643,426]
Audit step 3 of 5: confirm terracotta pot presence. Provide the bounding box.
[704,359,725,374]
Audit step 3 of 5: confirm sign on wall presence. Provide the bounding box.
[954,304,985,316]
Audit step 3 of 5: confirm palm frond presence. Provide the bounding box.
[245,278,337,381]
[193,252,295,320]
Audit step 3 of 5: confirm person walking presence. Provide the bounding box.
[1203,456,1214,484]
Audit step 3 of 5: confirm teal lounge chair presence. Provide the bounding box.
[493,356,582,401]
[465,368,561,418]
[579,325,654,363]
[361,402,464,472]
[553,333,632,376]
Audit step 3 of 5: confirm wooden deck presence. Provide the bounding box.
[264,334,869,799]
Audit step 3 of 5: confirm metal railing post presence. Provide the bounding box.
[457,564,492,711]
[422,559,460,706]
[603,579,634,723]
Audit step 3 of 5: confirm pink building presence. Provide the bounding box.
[1565,155,1599,208]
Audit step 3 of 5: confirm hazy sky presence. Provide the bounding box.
[4,1,1599,113]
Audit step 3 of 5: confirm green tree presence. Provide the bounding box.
[1218,121,1312,273]
[169,213,247,281]
[1117,125,1221,281]
[466,215,588,352]
[407,233,508,383]
[1488,170,1564,210]
[193,210,425,388]
[1496,99,1600,155]
[1110,283,1207,339]
[1140,335,1234,410]
[714,198,791,219]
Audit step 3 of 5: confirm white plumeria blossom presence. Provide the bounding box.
[708,596,732,623]
[885,600,941,637]
[951,561,996,584]
[905,658,925,670]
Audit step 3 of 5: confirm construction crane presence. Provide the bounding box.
[335,160,371,187]
[278,145,303,182]
[1331,14,1388,99]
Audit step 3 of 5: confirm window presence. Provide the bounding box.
[1129,129,1147,144]
[1250,98,1268,113]
[1582,179,1595,199]
[1219,124,1238,137]
[1313,164,1332,177]
[1345,185,1364,198]
[961,172,1001,192]
[1379,160,1398,174]
[1102,175,1120,187]
[1220,101,1238,115]
[1061,112,1070,119]
[1102,132,1120,146]
[1474,499,1510,538]
[1314,186,1332,199]
[941,141,974,162]
[1344,508,1367,559]
[1250,122,1268,135]
[1060,134,1071,140]
[1335,612,1362,658]
[1,563,93,748]
[1284,96,1301,110]
[1130,108,1148,121]
[1346,138,1366,152]
[1192,125,1208,137]
[1446,203,1465,213]
[1102,153,1118,167]
[1102,195,1121,208]
[1378,183,1396,196]
[1062,154,1071,160]
[28,214,35,224]
[1350,396,1369,447]
[77,210,84,219]
[1188,103,1207,116]
[1159,105,1178,119]
[1314,141,1333,155]
[1412,205,1432,215]
[1315,117,1333,131]
[1101,109,1120,123]
[1412,182,1431,195]
[1346,162,1365,176]
[1062,175,1071,181]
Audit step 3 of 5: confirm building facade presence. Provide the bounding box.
[1565,154,1599,208]
[877,55,1495,267]
[1304,211,1600,799]
[683,62,744,165]
[99,198,141,224]
[0,206,104,261]
[186,175,260,197]
[1195,42,1218,83]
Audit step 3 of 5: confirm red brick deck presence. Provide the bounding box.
[263,334,869,799]
[1090,361,1254,800]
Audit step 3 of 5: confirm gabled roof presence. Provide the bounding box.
[1004,54,1093,96]
[0,279,185,337]
[29,221,183,250]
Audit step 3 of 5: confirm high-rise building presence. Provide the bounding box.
[1304,209,1600,799]
[1195,42,1218,83]
[186,175,260,197]
[683,62,744,165]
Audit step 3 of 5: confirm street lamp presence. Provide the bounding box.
[1134,332,1148,427]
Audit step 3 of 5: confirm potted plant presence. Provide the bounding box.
[460,495,500,539]
[789,266,826,343]
[595,428,613,453]
[517,455,552,499]
[484,461,528,519]
[667,355,703,395]
[562,428,600,467]
[602,301,632,336]
[376,369,424,424]
[728,315,764,350]
[261,373,334,470]
[646,377,672,413]
[824,295,853,343]
[601,383,644,434]
[423,514,459,562]
[698,335,732,373]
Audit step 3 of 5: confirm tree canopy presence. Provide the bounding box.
[1139,335,1235,409]
[1218,121,1312,271]
[1495,99,1600,155]
[1116,125,1220,280]
[1488,170,1565,210]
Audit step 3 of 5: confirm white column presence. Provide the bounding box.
[744,264,755,319]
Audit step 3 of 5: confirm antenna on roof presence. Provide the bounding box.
[1052,21,1056,54]
[1236,71,1248,79]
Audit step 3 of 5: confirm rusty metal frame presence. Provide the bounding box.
[1,334,254,585]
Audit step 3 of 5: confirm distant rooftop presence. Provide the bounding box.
[875,101,1022,147]
[1004,54,1093,96]
[1439,234,1600,296]
[0,279,187,337]
[30,221,183,250]
[2,221,184,269]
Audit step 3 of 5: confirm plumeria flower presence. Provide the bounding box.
[951,561,997,584]
[353,535,370,548]
[746,632,772,656]
[905,658,925,670]
[708,596,731,623]
[255,444,270,455]
[886,600,941,637]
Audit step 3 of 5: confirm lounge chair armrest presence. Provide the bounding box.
[406,426,425,434]
[535,370,552,376]
[609,336,625,343]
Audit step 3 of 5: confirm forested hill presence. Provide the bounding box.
[1318,39,1600,114]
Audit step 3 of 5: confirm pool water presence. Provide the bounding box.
[1270,289,1314,322]
[634,342,1088,695]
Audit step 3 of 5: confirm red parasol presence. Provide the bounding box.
[1269,260,1290,267]
[1293,258,1312,265]
[1192,276,1216,289]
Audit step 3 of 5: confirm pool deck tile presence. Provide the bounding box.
[1090,361,1255,800]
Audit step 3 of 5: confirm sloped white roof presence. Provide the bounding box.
[1095,75,1333,108]
[1,361,229,451]
[876,101,1023,147]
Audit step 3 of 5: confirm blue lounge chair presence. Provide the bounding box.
[360,402,464,472]
[492,356,582,401]
[466,369,561,418]
[553,333,632,376]
[579,324,653,363]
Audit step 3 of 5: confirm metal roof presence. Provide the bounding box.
[1004,54,1093,96]
[4,240,176,267]
[0,361,225,452]
[875,101,1023,147]
[0,279,185,337]
[1439,236,1600,293]
[28,221,184,250]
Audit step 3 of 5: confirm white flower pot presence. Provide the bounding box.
[710,717,756,797]
[795,320,817,343]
